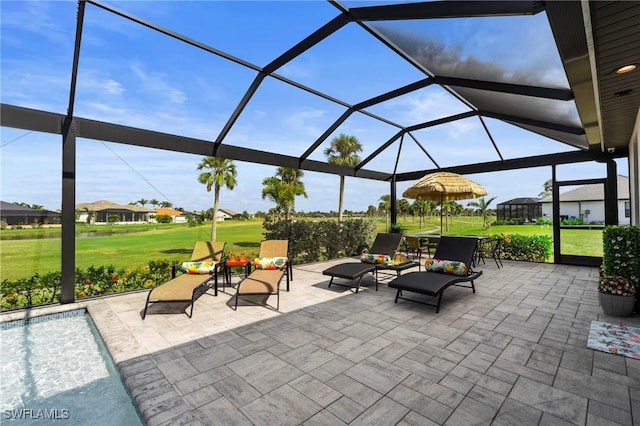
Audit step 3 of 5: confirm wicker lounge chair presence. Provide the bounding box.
[234,240,289,310]
[388,236,482,313]
[322,232,403,292]
[142,241,226,319]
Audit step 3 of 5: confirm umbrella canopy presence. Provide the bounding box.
[402,172,488,234]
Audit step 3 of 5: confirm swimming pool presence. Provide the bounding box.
[0,309,143,425]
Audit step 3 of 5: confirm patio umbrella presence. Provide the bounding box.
[402,171,488,234]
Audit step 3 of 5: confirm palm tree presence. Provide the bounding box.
[323,134,363,222]
[262,167,307,221]
[468,196,497,229]
[149,199,160,209]
[197,156,238,240]
[412,200,428,228]
[379,194,391,228]
[398,198,411,221]
[539,179,552,198]
[83,207,95,226]
[160,201,172,209]
[136,198,148,207]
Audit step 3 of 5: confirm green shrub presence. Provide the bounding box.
[389,223,405,233]
[562,217,584,225]
[496,233,552,262]
[602,225,640,286]
[156,214,172,224]
[263,219,376,264]
[1,259,174,311]
[536,217,552,226]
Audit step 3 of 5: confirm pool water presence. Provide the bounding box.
[0,310,142,425]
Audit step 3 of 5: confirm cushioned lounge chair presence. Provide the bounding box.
[142,241,225,319]
[234,240,289,310]
[322,232,403,292]
[388,236,482,313]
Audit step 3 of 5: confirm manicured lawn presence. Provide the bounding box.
[1,216,604,281]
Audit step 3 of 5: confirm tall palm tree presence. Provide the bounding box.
[412,200,428,228]
[160,201,172,208]
[136,198,148,207]
[323,134,363,222]
[149,199,160,209]
[468,196,497,229]
[379,194,391,229]
[264,167,307,221]
[197,156,238,240]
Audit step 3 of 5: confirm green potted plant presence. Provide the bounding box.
[598,275,636,316]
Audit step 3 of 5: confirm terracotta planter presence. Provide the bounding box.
[598,293,635,317]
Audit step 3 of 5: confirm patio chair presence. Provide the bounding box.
[388,236,482,313]
[233,240,289,310]
[322,232,403,292]
[476,237,503,269]
[405,236,427,264]
[142,241,226,319]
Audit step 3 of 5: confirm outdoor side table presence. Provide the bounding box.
[225,259,251,289]
[375,260,420,282]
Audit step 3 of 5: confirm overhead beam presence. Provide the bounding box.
[479,110,585,135]
[86,1,259,72]
[407,111,477,132]
[433,76,574,100]
[264,14,350,74]
[354,78,434,109]
[349,1,545,21]
[395,148,628,181]
[357,130,404,171]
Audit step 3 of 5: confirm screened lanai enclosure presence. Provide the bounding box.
[1,1,639,304]
[496,198,543,224]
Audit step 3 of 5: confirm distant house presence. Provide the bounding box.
[496,197,542,223]
[540,175,630,225]
[76,200,154,224]
[216,208,240,221]
[154,208,187,223]
[0,201,61,226]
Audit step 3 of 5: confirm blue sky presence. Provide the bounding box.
[1,1,629,214]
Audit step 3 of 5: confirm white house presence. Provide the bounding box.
[216,208,239,221]
[541,175,630,225]
[76,200,154,224]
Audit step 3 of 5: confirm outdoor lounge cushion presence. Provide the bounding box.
[360,253,393,264]
[253,256,288,270]
[424,258,468,276]
[179,261,219,274]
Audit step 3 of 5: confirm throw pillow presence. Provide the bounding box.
[360,253,393,264]
[253,256,288,270]
[179,261,218,275]
[424,258,468,276]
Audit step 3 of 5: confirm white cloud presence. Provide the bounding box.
[283,108,325,137]
[130,63,187,104]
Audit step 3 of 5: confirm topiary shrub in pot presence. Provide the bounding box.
[598,275,636,317]
[602,225,640,314]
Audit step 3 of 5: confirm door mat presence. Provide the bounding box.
[587,321,640,359]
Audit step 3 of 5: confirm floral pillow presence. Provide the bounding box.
[253,256,288,270]
[424,258,468,276]
[179,261,218,274]
[360,253,393,264]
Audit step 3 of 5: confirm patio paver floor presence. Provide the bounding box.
[5,258,639,425]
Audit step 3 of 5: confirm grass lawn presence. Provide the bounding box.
[1,216,604,281]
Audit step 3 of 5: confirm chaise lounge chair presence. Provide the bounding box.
[233,240,289,310]
[388,236,482,313]
[142,241,226,319]
[322,232,403,292]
